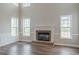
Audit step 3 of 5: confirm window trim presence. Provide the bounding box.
[11,17,18,36]
[23,18,30,36]
[60,15,72,39]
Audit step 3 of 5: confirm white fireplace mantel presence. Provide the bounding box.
[33,25,54,42]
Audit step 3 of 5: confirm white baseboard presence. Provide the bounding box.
[0,41,16,47]
[54,43,79,48]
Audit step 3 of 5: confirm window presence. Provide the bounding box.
[13,3,19,7]
[22,3,30,7]
[11,17,18,36]
[23,18,30,36]
[60,15,72,39]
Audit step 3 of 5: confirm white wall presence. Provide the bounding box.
[21,3,79,46]
[0,3,19,46]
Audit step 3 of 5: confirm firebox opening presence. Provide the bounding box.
[36,30,51,41]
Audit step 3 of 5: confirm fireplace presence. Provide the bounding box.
[32,30,54,46]
[36,30,51,41]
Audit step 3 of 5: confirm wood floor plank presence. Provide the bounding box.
[0,42,79,55]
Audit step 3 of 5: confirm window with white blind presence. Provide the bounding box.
[23,18,30,36]
[60,15,72,39]
[11,17,18,36]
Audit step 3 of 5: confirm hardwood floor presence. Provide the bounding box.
[0,42,79,55]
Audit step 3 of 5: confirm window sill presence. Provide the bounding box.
[60,37,72,40]
[23,36,30,37]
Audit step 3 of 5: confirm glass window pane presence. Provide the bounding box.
[11,28,16,36]
[23,28,30,36]
[24,28,30,33]
[61,20,71,27]
[61,27,70,32]
[11,17,18,27]
[23,18,30,27]
[23,18,30,36]
[11,17,18,36]
[25,19,30,27]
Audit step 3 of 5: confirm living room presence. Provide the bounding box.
[0,3,79,55]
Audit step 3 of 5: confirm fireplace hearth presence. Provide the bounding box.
[32,30,54,47]
[36,30,51,41]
